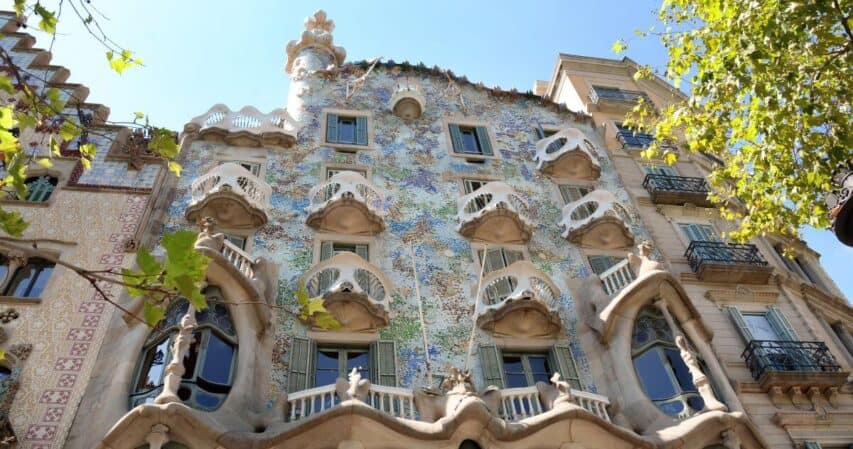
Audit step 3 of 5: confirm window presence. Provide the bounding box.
[288,338,397,392]
[0,256,54,298]
[223,234,247,251]
[678,223,719,243]
[728,306,798,343]
[534,125,558,139]
[326,167,366,179]
[227,161,261,176]
[326,113,368,146]
[632,306,704,418]
[643,165,678,176]
[318,241,370,294]
[478,344,581,390]
[773,245,829,290]
[587,255,625,275]
[449,124,493,156]
[14,175,58,202]
[477,247,524,304]
[462,179,488,195]
[615,123,655,148]
[462,178,492,211]
[558,185,591,204]
[131,289,237,411]
[315,346,370,387]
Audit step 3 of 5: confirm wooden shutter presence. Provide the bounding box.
[559,185,590,204]
[478,344,505,388]
[288,337,314,392]
[726,307,755,343]
[355,116,368,145]
[370,340,397,386]
[319,241,334,261]
[449,124,464,153]
[326,114,339,143]
[475,126,493,156]
[550,344,582,390]
[767,306,798,341]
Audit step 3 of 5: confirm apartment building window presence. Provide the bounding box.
[13,175,58,202]
[0,256,55,298]
[559,184,599,221]
[772,245,829,291]
[131,290,237,410]
[315,346,370,386]
[229,160,261,176]
[223,234,248,251]
[588,254,634,296]
[326,113,368,146]
[533,125,557,139]
[479,344,581,389]
[449,124,493,156]
[643,165,678,176]
[318,240,370,294]
[477,247,524,304]
[678,223,719,243]
[615,123,655,148]
[462,178,492,211]
[326,167,366,179]
[728,306,798,342]
[288,338,397,392]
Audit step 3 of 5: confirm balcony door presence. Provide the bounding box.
[477,247,524,304]
[318,241,370,294]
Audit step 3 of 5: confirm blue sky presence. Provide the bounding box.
[10,0,851,297]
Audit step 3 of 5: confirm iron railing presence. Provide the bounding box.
[741,340,841,380]
[589,86,651,105]
[643,174,711,196]
[615,127,656,148]
[685,241,768,272]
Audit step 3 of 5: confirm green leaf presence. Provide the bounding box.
[168,161,182,176]
[0,75,14,94]
[148,128,179,159]
[33,4,57,34]
[612,39,628,54]
[134,111,145,120]
[136,247,162,276]
[59,121,79,143]
[142,301,166,327]
[36,158,52,168]
[174,274,206,310]
[78,143,96,158]
[121,268,147,297]
[0,207,28,237]
[13,0,25,15]
[0,106,15,129]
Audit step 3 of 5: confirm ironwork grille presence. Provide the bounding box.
[642,174,711,195]
[684,241,768,271]
[616,127,656,148]
[741,340,841,380]
[590,86,651,104]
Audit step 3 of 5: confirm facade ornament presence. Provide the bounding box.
[628,240,665,277]
[154,307,197,404]
[414,367,483,422]
[789,386,810,409]
[721,429,741,449]
[122,237,139,252]
[7,343,31,361]
[195,216,225,252]
[768,385,787,408]
[825,386,839,408]
[144,424,170,449]
[806,386,828,417]
[336,367,370,402]
[674,335,727,412]
[285,10,347,75]
[250,257,279,306]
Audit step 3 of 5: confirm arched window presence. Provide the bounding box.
[23,175,58,202]
[131,288,237,411]
[0,256,54,298]
[631,305,704,418]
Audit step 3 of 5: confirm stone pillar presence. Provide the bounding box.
[145,424,170,449]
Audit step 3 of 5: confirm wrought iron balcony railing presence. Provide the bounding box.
[588,86,651,105]
[685,241,767,270]
[741,340,842,381]
[616,128,656,148]
[642,174,714,207]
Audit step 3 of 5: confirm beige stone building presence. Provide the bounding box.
[0,10,850,449]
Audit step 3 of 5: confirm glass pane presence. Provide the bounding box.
[658,399,685,417]
[8,262,53,297]
[528,355,551,384]
[346,351,369,378]
[460,128,480,153]
[136,338,171,391]
[315,350,340,386]
[686,395,705,412]
[338,118,356,143]
[633,350,677,400]
[27,265,53,297]
[194,390,224,410]
[743,314,781,340]
[314,369,338,386]
[665,348,697,392]
[505,373,527,388]
[200,333,235,385]
[0,366,11,380]
[502,355,524,374]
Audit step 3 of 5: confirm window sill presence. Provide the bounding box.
[0,198,52,207]
[448,151,500,162]
[324,142,375,152]
[0,296,42,304]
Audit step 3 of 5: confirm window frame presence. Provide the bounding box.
[321,109,375,152]
[312,233,376,265]
[443,117,500,161]
[0,255,56,300]
[313,345,371,387]
[501,352,553,388]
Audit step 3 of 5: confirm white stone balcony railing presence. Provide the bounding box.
[390,77,426,120]
[499,386,546,421]
[286,383,416,422]
[457,182,534,243]
[599,258,635,296]
[287,384,339,422]
[306,171,386,235]
[186,163,273,228]
[477,261,562,338]
[184,104,297,148]
[220,239,256,280]
[572,389,612,422]
[366,384,418,420]
[559,189,634,249]
[534,127,601,180]
[302,252,391,331]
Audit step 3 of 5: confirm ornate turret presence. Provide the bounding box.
[285,10,346,76]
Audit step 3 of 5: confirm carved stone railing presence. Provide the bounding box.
[498,386,545,421]
[390,77,425,120]
[287,384,339,421]
[571,389,612,422]
[220,239,255,280]
[186,163,272,228]
[477,261,562,337]
[534,127,601,180]
[598,258,635,296]
[457,182,534,243]
[365,384,418,420]
[302,252,390,330]
[306,171,386,235]
[559,189,633,249]
[184,104,297,148]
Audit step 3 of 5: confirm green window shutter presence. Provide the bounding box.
[475,126,493,156]
[504,249,524,266]
[355,244,369,261]
[588,255,618,276]
[449,124,464,153]
[355,116,368,145]
[319,241,334,261]
[288,337,315,392]
[550,344,582,390]
[726,307,755,343]
[478,344,505,388]
[767,306,798,341]
[803,442,822,449]
[486,248,507,272]
[326,114,339,143]
[370,340,397,386]
[679,223,717,243]
[534,124,545,139]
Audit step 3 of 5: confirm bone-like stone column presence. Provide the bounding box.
[154,306,196,404]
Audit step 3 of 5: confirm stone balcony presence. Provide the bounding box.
[306,171,386,235]
[476,261,562,338]
[684,241,772,284]
[642,174,714,208]
[559,189,634,249]
[457,182,534,244]
[185,163,272,229]
[302,252,391,331]
[534,127,601,180]
[184,104,297,148]
[390,77,425,120]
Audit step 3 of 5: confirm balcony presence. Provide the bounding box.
[560,190,634,249]
[306,171,386,235]
[534,127,601,180]
[588,86,652,113]
[615,127,656,149]
[598,258,635,296]
[476,261,562,338]
[742,340,847,393]
[302,252,391,331]
[684,241,772,284]
[457,182,534,244]
[185,163,272,229]
[390,77,425,120]
[643,174,714,207]
[184,104,297,148]
[827,167,852,246]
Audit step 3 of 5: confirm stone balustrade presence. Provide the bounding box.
[186,163,273,228]
[184,104,297,148]
[306,171,386,235]
[598,258,635,296]
[534,127,601,180]
[457,182,534,243]
[559,189,634,249]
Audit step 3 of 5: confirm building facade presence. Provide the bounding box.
[1,10,851,449]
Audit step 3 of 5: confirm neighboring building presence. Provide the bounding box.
[0,9,849,449]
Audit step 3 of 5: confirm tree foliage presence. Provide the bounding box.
[617,0,852,242]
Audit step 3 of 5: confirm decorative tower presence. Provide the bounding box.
[284,10,346,124]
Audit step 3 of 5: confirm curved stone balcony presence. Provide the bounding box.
[457,182,534,244]
[184,104,297,148]
[560,189,634,249]
[306,171,386,235]
[185,163,272,229]
[390,78,426,120]
[302,252,391,331]
[476,261,562,338]
[534,127,601,180]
